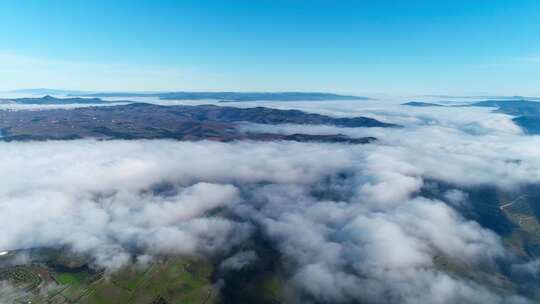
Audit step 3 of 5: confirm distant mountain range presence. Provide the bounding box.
[75,91,370,101]
[4,89,370,102]
[0,95,129,105]
[401,101,445,107]
[403,99,540,134]
[421,94,540,100]
[7,88,92,95]
[0,101,395,143]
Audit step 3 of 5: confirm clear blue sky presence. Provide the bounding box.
[0,0,539,95]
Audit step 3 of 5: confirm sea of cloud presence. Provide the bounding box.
[0,100,539,303]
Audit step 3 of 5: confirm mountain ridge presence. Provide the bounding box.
[0,102,393,143]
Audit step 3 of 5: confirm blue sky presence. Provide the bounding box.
[0,0,539,95]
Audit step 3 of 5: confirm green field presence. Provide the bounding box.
[500,195,540,257]
[0,253,218,304]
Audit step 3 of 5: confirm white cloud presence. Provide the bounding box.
[0,97,539,302]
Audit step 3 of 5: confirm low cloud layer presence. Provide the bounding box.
[1,101,540,303]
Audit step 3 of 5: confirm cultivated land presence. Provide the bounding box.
[0,250,219,304]
[0,247,286,304]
